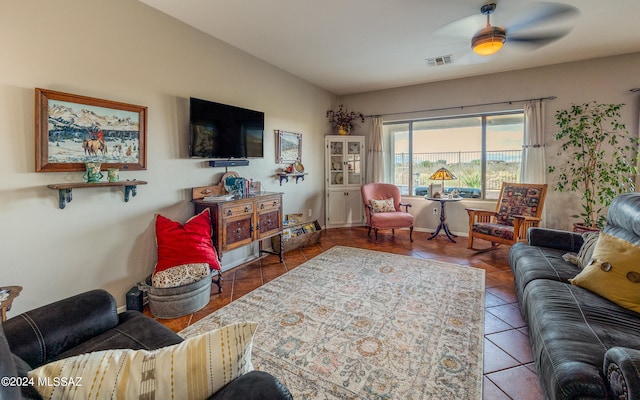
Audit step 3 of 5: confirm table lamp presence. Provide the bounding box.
[429,167,457,195]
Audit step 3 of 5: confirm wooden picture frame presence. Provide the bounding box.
[35,88,147,172]
[275,130,302,163]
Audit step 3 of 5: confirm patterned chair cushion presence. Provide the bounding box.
[496,185,545,226]
[473,222,515,241]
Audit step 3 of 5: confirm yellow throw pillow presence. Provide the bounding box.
[28,322,258,400]
[370,198,395,213]
[570,232,640,313]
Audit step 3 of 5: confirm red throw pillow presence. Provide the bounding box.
[155,209,221,273]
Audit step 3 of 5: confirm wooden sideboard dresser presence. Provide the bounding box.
[193,192,283,262]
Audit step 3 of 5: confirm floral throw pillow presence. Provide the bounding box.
[370,198,395,213]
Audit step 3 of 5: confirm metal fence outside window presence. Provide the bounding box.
[395,149,522,195]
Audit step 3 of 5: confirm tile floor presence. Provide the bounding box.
[146,227,544,400]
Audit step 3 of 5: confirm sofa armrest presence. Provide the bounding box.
[604,347,640,400]
[3,289,119,368]
[209,370,293,400]
[527,228,584,252]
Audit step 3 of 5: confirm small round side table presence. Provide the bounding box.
[0,286,22,321]
[425,197,463,242]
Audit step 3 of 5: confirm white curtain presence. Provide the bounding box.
[366,116,384,183]
[521,100,546,183]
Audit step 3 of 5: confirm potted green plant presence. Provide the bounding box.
[547,101,638,231]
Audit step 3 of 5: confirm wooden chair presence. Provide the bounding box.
[466,182,547,252]
[361,183,414,242]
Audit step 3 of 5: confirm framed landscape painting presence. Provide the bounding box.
[275,130,302,163]
[35,88,147,172]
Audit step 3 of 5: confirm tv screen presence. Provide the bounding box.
[189,97,264,159]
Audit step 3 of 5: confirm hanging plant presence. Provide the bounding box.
[547,101,638,229]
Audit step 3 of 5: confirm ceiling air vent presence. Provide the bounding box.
[426,55,453,67]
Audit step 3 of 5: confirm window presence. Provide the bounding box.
[384,111,524,200]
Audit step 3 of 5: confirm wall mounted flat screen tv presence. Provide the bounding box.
[189,97,264,159]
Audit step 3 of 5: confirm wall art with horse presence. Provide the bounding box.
[35,88,147,172]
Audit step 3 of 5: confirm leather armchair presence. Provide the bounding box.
[1,289,292,400]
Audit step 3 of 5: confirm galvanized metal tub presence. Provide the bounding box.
[143,271,211,319]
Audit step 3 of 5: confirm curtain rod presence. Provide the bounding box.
[365,95,556,118]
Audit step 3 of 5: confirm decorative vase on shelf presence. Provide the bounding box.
[337,126,349,135]
[83,162,103,183]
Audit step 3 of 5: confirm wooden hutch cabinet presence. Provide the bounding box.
[193,192,283,261]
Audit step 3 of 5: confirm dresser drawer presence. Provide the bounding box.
[221,202,253,217]
[256,196,281,212]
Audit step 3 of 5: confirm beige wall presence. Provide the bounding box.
[0,0,333,315]
[342,53,640,235]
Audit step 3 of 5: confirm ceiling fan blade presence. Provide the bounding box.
[507,29,571,48]
[433,13,485,38]
[508,2,579,33]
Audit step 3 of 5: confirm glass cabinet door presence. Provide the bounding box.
[328,140,345,186]
[327,137,364,187]
[346,140,362,185]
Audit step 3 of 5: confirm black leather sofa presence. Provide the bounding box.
[509,192,640,400]
[0,289,292,400]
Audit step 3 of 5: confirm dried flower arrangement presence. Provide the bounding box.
[326,104,365,134]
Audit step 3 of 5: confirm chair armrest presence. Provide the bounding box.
[512,215,542,242]
[466,208,496,222]
[399,202,412,212]
[3,289,119,368]
[209,370,293,400]
[0,325,22,400]
[512,214,541,221]
[527,227,584,252]
[364,204,374,218]
[604,347,640,400]
[465,208,496,216]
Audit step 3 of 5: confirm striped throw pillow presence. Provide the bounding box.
[28,322,257,400]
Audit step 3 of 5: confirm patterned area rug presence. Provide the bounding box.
[179,246,485,399]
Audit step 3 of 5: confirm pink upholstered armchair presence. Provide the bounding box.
[361,183,414,242]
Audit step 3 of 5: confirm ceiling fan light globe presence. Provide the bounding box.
[473,40,504,55]
[471,26,506,56]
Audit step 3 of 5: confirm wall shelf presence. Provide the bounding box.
[276,173,308,185]
[46,180,147,209]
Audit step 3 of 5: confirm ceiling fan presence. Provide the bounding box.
[436,2,579,58]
